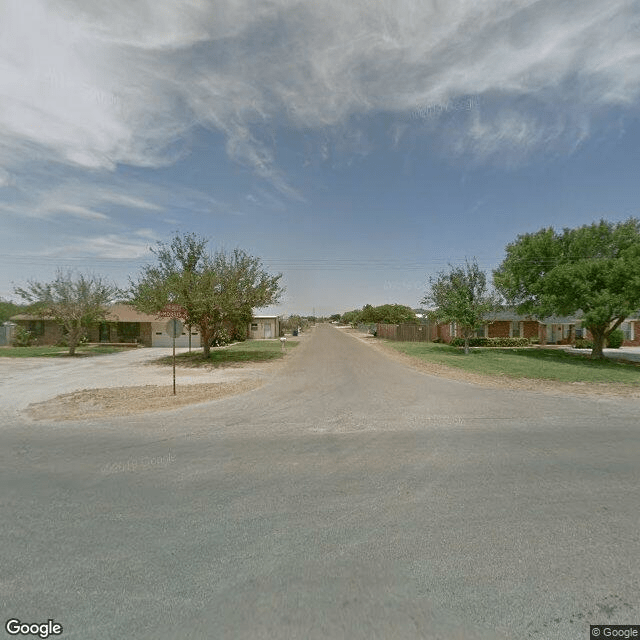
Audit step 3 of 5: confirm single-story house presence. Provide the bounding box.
[430,309,640,346]
[11,305,283,347]
[11,304,202,348]
[247,315,280,340]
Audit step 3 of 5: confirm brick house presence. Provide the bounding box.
[11,304,282,347]
[437,310,640,346]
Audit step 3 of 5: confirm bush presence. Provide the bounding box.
[210,328,231,347]
[607,328,624,349]
[12,326,34,347]
[449,337,530,347]
[574,338,594,349]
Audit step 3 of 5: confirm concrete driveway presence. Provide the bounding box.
[1,324,639,639]
[567,345,640,363]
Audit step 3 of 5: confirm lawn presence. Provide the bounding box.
[0,345,132,357]
[154,339,299,368]
[383,341,640,385]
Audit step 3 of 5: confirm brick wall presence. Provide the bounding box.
[487,321,510,338]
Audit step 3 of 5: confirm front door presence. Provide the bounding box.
[264,322,272,338]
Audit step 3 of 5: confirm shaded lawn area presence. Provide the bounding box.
[383,341,640,385]
[0,345,131,357]
[154,339,299,368]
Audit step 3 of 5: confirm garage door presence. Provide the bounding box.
[151,324,201,348]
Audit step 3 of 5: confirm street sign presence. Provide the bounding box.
[165,319,183,338]
[165,319,184,395]
[158,303,185,318]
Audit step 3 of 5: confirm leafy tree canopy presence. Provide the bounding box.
[342,304,417,326]
[128,233,283,357]
[14,270,118,355]
[423,259,498,354]
[493,218,640,358]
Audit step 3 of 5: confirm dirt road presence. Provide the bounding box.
[1,324,639,639]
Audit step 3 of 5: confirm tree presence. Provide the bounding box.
[129,233,284,358]
[14,271,118,355]
[357,303,417,325]
[340,309,362,326]
[493,218,640,358]
[423,259,498,354]
[0,298,25,323]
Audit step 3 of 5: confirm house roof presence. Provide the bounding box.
[12,303,167,323]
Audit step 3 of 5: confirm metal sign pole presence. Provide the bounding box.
[165,318,182,396]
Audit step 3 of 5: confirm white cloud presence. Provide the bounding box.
[0,0,638,184]
[46,234,154,260]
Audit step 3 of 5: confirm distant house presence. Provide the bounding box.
[247,315,280,340]
[11,304,286,346]
[431,309,640,346]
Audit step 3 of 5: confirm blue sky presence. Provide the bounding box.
[1,0,639,316]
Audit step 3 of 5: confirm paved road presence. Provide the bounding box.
[1,324,639,639]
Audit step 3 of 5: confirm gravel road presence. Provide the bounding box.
[1,324,639,639]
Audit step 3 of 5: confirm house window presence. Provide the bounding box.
[621,322,634,341]
[474,326,486,338]
[251,323,258,331]
[28,320,45,336]
[118,322,140,342]
[511,321,521,338]
[450,322,456,337]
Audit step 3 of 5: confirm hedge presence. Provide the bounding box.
[449,337,531,348]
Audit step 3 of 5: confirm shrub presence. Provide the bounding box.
[574,338,594,349]
[449,337,530,348]
[210,328,231,347]
[12,326,34,347]
[607,328,624,349]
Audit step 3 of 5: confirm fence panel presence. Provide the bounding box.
[376,323,433,341]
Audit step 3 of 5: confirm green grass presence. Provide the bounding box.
[0,345,131,357]
[154,339,299,368]
[383,341,640,385]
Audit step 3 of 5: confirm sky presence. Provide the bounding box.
[1,0,639,317]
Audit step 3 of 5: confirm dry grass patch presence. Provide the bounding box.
[26,380,265,421]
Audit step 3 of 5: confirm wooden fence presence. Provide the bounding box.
[376,322,436,342]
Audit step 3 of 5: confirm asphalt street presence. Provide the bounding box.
[1,324,639,639]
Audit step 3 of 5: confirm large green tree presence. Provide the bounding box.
[423,259,498,354]
[358,303,417,325]
[129,233,283,358]
[493,218,640,358]
[14,271,118,355]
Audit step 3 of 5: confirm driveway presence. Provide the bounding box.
[567,345,640,363]
[0,346,260,420]
[1,324,639,639]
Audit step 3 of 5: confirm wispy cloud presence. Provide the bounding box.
[43,233,155,260]
[1,0,638,187]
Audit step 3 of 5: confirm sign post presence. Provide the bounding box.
[165,319,183,395]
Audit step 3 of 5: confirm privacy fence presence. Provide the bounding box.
[376,322,436,342]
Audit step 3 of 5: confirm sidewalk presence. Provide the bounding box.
[563,346,640,363]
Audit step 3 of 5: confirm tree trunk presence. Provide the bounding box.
[200,324,212,358]
[590,328,606,359]
[464,336,470,355]
[68,326,81,356]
